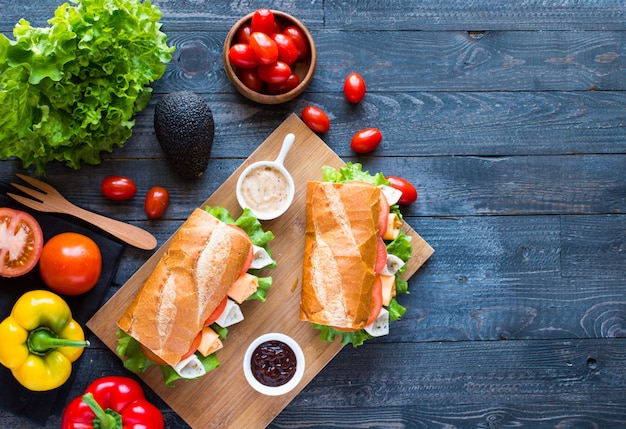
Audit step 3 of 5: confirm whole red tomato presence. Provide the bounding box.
[144,186,170,219]
[266,73,300,94]
[101,176,136,201]
[237,68,265,92]
[40,232,102,296]
[251,8,275,35]
[271,33,299,65]
[228,43,258,69]
[249,32,278,65]
[344,72,366,103]
[386,176,418,204]
[282,26,309,60]
[351,127,382,153]
[302,106,330,133]
[0,208,43,277]
[257,61,291,83]
[235,24,252,44]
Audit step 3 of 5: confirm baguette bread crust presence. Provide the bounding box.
[118,208,252,366]
[300,182,381,330]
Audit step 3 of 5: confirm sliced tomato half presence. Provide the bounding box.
[0,208,44,278]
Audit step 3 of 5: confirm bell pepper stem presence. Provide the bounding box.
[81,392,122,429]
[27,327,90,355]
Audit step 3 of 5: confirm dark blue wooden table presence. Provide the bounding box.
[1,1,625,428]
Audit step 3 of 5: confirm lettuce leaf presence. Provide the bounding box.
[116,329,221,387]
[312,164,414,347]
[0,0,174,175]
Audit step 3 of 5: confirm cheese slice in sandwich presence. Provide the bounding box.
[118,208,252,367]
[300,181,382,331]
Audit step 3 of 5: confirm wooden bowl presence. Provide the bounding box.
[223,10,316,104]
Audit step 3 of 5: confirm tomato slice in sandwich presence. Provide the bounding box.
[204,296,228,326]
[366,275,384,327]
[378,192,390,238]
[375,236,387,274]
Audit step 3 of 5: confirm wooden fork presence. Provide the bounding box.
[8,174,157,251]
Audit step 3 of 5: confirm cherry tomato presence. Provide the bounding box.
[101,176,137,201]
[237,67,265,92]
[344,72,366,103]
[235,24,252,44]
[0,208,43,278]
[266,73,300,94]
[251,8,275,35]
[271,33,299,65]
[282,26,309,60]
[228,43,258,69]
[257,61,291,83]
[249,32,278,65]
[144,186,169,219]
[301,106,330,133]
[39,232,102,296]
[351,127,382,153]
[386,176,418,204]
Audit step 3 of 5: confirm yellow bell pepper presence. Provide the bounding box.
[0,290,89,391]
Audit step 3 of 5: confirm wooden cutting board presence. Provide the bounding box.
[88,113,434,429]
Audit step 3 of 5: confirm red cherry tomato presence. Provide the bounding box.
[228,43,258,69]
[344,72,366,103]
[350,127,382,153]
[235,24,252,44]
[386,176,418,204]
[266,73,300,94]
[301,106,330,133]
[101,176,137,201]
[0,208,43,278]
[249,32,278,65]
[271,33,299,65]
[251,8,275,35]
[282,26,309,60]
[39,232,102,296]
[237,67,265,92]
[144,186,169,219]
[257,61,291,83]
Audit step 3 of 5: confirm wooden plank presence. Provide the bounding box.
[273,339,626,428]
[6,338,625,428]
[2,151,623,224]
[87,114,433,429]
[144,30,626,94]
[325,0,626,31]
[94,91,626,161]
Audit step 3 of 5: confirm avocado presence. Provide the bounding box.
[154,91,214,179]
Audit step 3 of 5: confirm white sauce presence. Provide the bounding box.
[240,165,290,214]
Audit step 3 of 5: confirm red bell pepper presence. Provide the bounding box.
[61,376,164,429]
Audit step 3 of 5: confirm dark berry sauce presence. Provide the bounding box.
[250,340,297,387]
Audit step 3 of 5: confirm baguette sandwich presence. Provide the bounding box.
[300,163,413,346]
[116,206,274,385]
